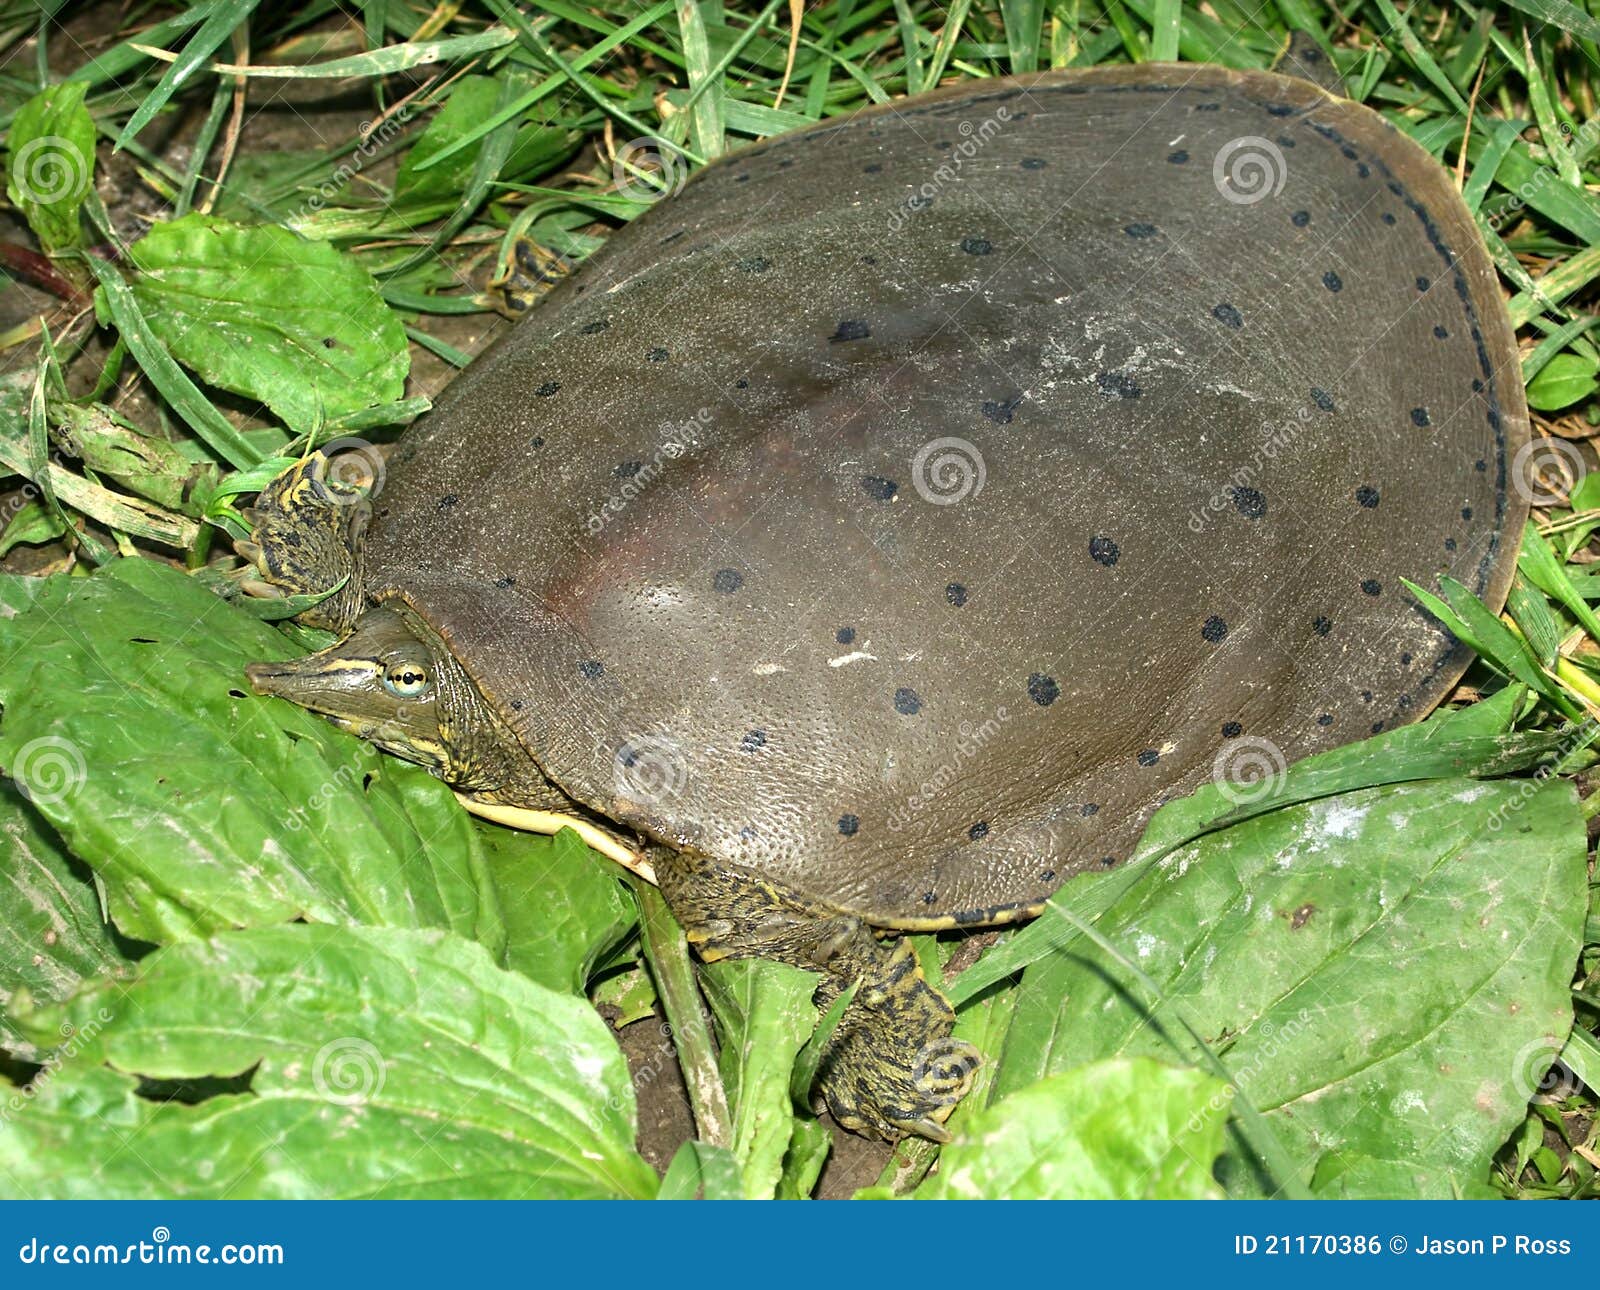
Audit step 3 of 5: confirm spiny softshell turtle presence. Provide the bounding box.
[241,63,1529,1140]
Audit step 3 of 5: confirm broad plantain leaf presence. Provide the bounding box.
[482,824,636,993]
[0,559,502,949]
[700,959,818,1199]
[994,777,1586,1197]
[917,1058,1227,1199]
[6,83,95,254]
[126,214,408,435]
[0,786,135,1062]
[0,925,657,1199]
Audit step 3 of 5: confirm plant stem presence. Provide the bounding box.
[631,876,733,1149]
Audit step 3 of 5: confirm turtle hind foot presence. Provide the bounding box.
[488,234,571,316]
[237,452,370,634]
[655,848,981,1142]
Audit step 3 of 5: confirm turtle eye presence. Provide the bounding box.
[382,661,431,698]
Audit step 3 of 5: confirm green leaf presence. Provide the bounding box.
[5,83,95,254]
[126,214,408,436]
[994,777,1586,1196]
[917,1058,1227,1199]
[483,825,636,993]
[0,559,502,949]
[700,959,818,1198]
[659,1139,745,1199]
[1526,352,1600,412]
[0,786,135,1062]
[394,76,505,202]
[0,925,657,1199]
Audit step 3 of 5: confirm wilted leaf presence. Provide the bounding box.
[0,786,135,1062]
[0,925,657,1199]
[0,559,502,949]
[918,1058,1227,1199]
[126,214,408,435]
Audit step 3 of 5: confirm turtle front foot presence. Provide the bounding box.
[236,450,372,634]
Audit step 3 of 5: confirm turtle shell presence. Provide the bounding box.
[367,65,1528,928]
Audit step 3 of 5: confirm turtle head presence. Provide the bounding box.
[245,606,447,768]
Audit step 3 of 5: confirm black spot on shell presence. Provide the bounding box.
[946,583,968,607]
[1168,150,1189,164]
[863,163,883,174]
[1231,487,1266,520]
[534,380,560,397]
[737,256,771,273]
[1311,387,1335,411]
[1415,276,1430,291]
[581,320,610,334]
[1355,485,1380,509]
[1081,803,1099,817]
[1020,157,1046,170]
[836,626,855,644]
[960,236,992,255]
[1028,673,1060,706]
[1322,270,1343,292]
[1095,369,1140,399]
[968,821,989,841]
[741,729,767,753]
[831,320,870,342]
[894,687,923,716]
[1124,223,1158,238]
[578,660,604,680]
[1041,869,1057,882]
[1266,103,1295,117]
[922,891,936,904]
[1444,537,1457,551]
[1341,145,1358,160]
[712,568,744,594]
[1361,579,1382,596]
[1291,210,1311,227]
[735,378,749,389]
[1317,713,1333,726]
[1410,407,1430,427]
[1371,721,1385,734]
[1461,506,1473,521]
[1221,721,1243,738]
[838,814,860,836]
[1313,616,1333,636]
[1382,212,1397,225]
[1433,325,1449,340]
[529,435,545,449]
[494,575,516,589]
[982,396,1022,424]
[646,346,668,362]
[509,699,524,711]
[1137,749,1161,767]
[437,494,457,510]
[1401,652,1412,666]
[1089,535,1120,566]
[1212,303,1243,329]
[1201,615,1229,643]
[615,461,642,478]
[861,475,898,501]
